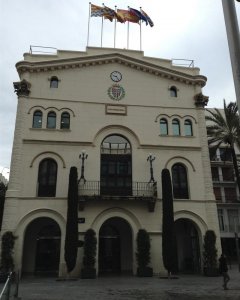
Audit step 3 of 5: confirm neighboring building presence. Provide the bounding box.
[206,109,240,262]
[2,47,221,277]
[0,174,8,186]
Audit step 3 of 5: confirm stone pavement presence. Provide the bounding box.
[13,265,240,300]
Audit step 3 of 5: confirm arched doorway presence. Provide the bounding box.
[99,217,133,275]
[175,218,200,273]
[100,135,132,196]
[22,217,61,276]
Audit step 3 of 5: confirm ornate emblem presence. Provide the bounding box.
[108,84,125,101]
[13,79,31,96]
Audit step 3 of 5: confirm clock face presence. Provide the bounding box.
[110,71,122,82]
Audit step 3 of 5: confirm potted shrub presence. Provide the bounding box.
[203,230,219,276]
[0,231,16,282]
[136,229,153,277]
[81,229,97,279]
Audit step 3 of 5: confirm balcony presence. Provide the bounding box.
[219,224,240,234]
[78,181,157,212]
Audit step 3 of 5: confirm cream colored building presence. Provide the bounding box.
[2,47,221,277]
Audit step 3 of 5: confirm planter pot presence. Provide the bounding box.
[203,267,219,277]
[137,267,153,277]
[81,268,96,279]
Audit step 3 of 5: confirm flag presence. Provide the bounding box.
[91,4,103,17]
[140,9,154,27]
[129,8,148,25]
[117,9,139,23]
[114,11,125,23]
[103,6,115,22]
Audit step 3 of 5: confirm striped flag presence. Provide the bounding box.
[117,9,140,23]
[129,8,148,25]
[91,4,103,17]
[140,9,154,27]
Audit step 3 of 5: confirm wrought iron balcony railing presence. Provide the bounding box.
[78,181,157,212]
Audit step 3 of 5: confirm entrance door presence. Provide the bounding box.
[35,237,60,275]
[98,217,133,275]
[175,219,200,273]
[22,218,61,276]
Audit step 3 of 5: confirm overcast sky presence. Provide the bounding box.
[1,0,240,176]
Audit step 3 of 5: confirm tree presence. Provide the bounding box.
[64,167,79,274]
[0,231,16,272]
[206,100,240,193]
[136,229,153,277]
[161,168,178,277]
[81,229,97,279]
[203,230,218,276]
[0,182,7,231]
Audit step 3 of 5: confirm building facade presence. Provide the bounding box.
[209,138,240,262]
[2,47,221,277]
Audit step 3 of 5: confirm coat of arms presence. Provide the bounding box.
[108,84,125,101]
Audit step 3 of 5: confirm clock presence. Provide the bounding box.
[110,71,122,82]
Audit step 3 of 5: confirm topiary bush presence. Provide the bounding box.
[203,230,218,276]
[0,231,16,282]
[136,229,153,277]
[81,229,97,279]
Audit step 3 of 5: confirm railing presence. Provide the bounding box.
[216,197,240,203]
[172,59,194,68]
[220,225,240,233]
[212,175,235,182]
[78,181,156,198]
[29,45,57,55]
[0,271,20,300]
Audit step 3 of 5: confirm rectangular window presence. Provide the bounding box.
[224,187,237,203]
[222,167,234,181]
[218,209,225,231]
[227,209,239,232]
[213,187,222,202]
[220,148,232,162]
[211,167,219,181]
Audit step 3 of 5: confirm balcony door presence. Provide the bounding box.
[100,135,132,196]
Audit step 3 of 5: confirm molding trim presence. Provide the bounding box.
[16,53,207,87]
[30,151,66,168]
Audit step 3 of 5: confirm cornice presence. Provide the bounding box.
[22,138,201,151]
[16,53,207,87]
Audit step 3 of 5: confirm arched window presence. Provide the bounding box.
[32,110,42,128]
[160,118,168,135]
[60,112,70,129]
[172,163,189,199]
[170,86,177,97]
[47,111,56,129]
[50,76,59,88]
[184,119,193,136]
[172,119,180,136]
[37,158,58,197]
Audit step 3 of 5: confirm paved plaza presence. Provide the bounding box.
[12,264,240,300]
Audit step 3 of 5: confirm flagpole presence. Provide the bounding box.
[140,7,142,51]
[127,6,130,49]
[101,3,104,47]
[114,6,117,48]
[87,2,91,47]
